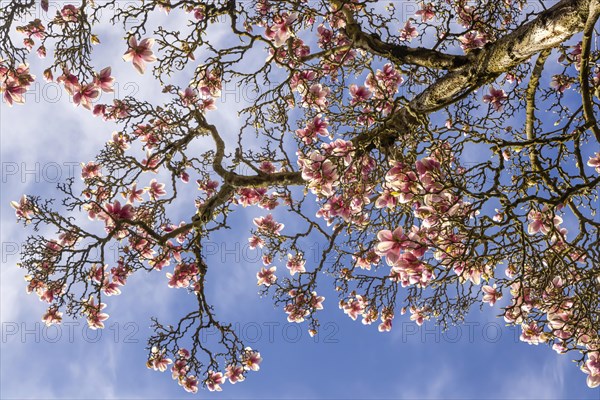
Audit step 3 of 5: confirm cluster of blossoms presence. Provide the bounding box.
[527,206,565,236]
[153,347,262,393]
[375,152,479,289]
[284,289,325,323]
[0,63,35,106]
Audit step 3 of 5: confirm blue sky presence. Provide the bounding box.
[1,3,599,399]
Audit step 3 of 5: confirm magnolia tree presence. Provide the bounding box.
[2,0,600,393]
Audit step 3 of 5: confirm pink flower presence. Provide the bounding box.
[1,78,27,106]
[248,235,265,249]
[73,83,100,110]
[182,375,198,393]
[243,347,262,371]
[415,3,435,22]
[205,370,224,391]
[225,365,245,384]
[550,74,572,93]
[11,195,35,221]
[519,322,546,345]
[124,183,145,204]
[587,152,600,173]
[581,352,600,388]
[147,347,173,372]
[399,21,418,41]
[409,306,429,326]
[105,200,135,221]
[81,161,101,179]
[147,179,166,200]
[286,254,306,276]
[341,296,366,321]
[85,297,109,330]
[482,284,502,306]
[253,214,284,235]
[42,306,63,326]
[123,37,157,74]
[257,266,277,286]
[94,67,115,92]
[349,84,371,105]
[483,87,508,111]
[459,31,487,52]
[265,13,297,47]
[375,228,407,265]
[300,83,330,111]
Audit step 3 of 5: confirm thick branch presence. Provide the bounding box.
[358,0,599,146]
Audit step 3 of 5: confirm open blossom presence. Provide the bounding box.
[94,67,115,92]
[581,352,600,388]
[85,297,109,330]
[349,84,371,104]
[519,322,547,345]
[73,83,100,110]
[527,207,563,235]
[265,13,297,47]
[459,31,487,52]
[550,74,572,93]
[205,370,224,392]
[104,200,135,221]
[225,365,245,384]
[243,348,262,371]
[341,295,366,321]
[81,161,101,179]
[257,266,277,286]
[42,306,63,326]
[409,306,429,326]
[483,87,508,111]
[122,37,157,74]
[147,179,166,200]
[375,227,407,265]
[482,284,502,306]
[399,20,418,41]
[587,152,600,173]
[253,214,284,235]
[147,347,173,372]
[182,375,198,393]
[11,195,35,221]
[415,3,435,21]
[299,83,330,111]
[286,254,306,276]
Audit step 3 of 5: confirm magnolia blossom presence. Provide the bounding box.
[550,74,572,93]
[147,179,166,200]
[123,37,157,74]
[519,322,547,345]
[265,13,297,47]
[42,306,63,326]
[459,31,487,52]
[482,284,502,306]
[483,87,508,111]
[253,214,284,235]
[415,3,435,21]
[581,352,600,388]
[399,21,418,41]
[243,348,262,371]
[85,297,109,330]
[225,365,245,384]
[257,266,277,286]
[182,375,198,393]
[587,152,600,173]
[286,254,306,276]
[73,83,100,110]
[94,67,115,92]
[11,195,35,221]
[205,370,224,391]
